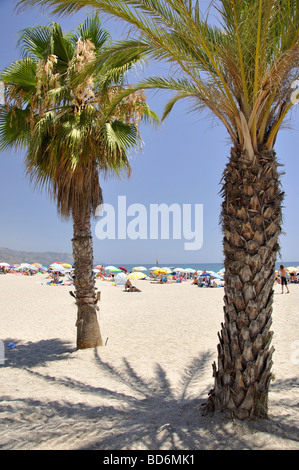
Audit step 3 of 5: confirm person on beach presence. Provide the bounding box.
[278,265,290,294]
[290,272,296,283]
[53,272,60,285]
[125,279,141,292]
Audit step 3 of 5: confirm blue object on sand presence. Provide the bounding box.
[8,342,16,349]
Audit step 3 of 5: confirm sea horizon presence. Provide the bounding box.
[93,261,299,273]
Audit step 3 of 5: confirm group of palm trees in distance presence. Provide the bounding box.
[1,0,298,421]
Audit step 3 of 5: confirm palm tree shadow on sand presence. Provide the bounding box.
[2,342,299,449]
[86,349,215,449]
[3,337,74,368]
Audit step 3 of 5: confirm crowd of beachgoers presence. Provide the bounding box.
[0,262,225,287]
[1,261,298,290]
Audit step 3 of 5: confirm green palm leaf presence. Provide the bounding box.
[73,13,111,49]
[1,58,37,90]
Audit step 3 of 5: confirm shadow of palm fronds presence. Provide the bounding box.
[84,350,215,449]
[1,345,299,450]
[3,338,74,368]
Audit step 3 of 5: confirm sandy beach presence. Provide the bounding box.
[0,273,298,450]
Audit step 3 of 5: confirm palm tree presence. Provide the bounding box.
[0,15,158,349]
[17,0,299,420]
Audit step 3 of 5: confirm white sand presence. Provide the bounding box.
[0,273,298,450]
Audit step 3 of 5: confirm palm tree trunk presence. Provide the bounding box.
[72,209,103,349]
[204,145,284,420]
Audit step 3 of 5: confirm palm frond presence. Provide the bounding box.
[17,24,52,59]
[0,106,31,151]
[73,13,111,49]
[15,0,299,157]
[50,22,75,66]
[1,58,37,90]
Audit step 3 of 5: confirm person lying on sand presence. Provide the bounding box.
[125,279,141,292]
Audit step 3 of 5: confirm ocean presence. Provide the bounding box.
[120,263,225,273]
[95,261,299,273]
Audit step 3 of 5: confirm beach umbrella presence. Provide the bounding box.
[127,271,146,280]
[132,266,147,271]
[119,266,127,272]
[114,272,127,285]
[62,263,72,269]
[285,266,296,273]
[105,265,118,271]
[173,267,185,272]
[33,263,42,267]
[0,262,10,267]
[50,263,65,273]
[161,267,172,272]
[94,265,103,270]
[154,268,168,275]
[199,272,211,277]
[20,263,31,270]
[27,264,38,271]
[210,272,224,280]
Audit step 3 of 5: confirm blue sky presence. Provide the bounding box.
[0,0,299,265]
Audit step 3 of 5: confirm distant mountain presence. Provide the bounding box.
[0,247,73,266]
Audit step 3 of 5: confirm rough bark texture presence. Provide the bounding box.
[203,146,284,420]
[72,210,103,349]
